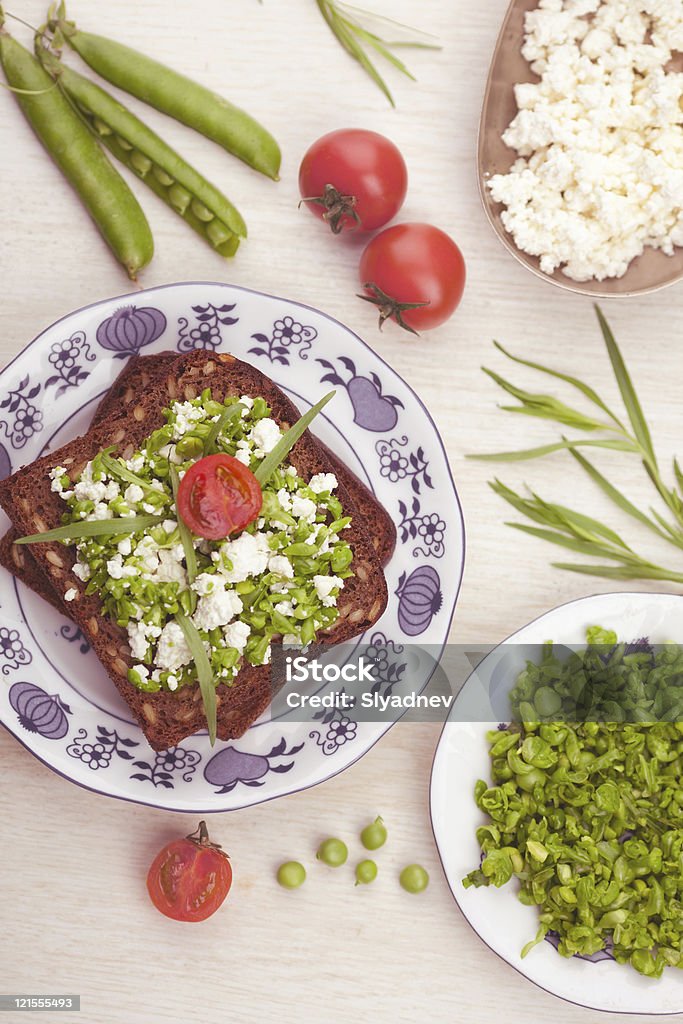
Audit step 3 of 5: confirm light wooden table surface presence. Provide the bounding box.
[2,2,682,1021]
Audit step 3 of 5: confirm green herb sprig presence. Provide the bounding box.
[176,610,216,745]
[16,514,165,545]
[255,391,335,485]
[315,0,440,106]
[471,307,683,584]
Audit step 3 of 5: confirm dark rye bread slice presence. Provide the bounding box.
[0,351,388,750]
[0,352,177,611]
[0,348,394,639]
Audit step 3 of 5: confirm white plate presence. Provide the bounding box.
[0,282,464,812]
[431,592,683,1014]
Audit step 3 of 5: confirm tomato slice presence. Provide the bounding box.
[147,822,233,923]
[177,454,263,540]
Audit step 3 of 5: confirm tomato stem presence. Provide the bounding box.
[299,183,361,234]
[358,281,429,336]
[186,819,225,852]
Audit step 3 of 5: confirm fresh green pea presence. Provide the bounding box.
[52,15,281,179]
[0,29,152,279]
[277,861,306,890]
[355,860,378,886]
[316,838,348,867]
[36,50,246,254]
[533,686,563,717]
[399,864,429,894]
[360,816,387,850]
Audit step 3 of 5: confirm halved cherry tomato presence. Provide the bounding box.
[299,129,407,234]
[147,821,233,923]
[358,222,466,334]
[177,453,262,540]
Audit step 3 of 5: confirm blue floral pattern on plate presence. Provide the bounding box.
[177,302,238,351]
[249,316,317,364]
[0,282,464,812]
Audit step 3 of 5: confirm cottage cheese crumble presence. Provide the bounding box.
[488,0,683,281]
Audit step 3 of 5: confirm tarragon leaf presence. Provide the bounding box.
[255,392,335,485]
[493,340,625,430]
[16,515,165,545]
[176,611,216,745]
[595,305,656,464]
[470,438,636,462]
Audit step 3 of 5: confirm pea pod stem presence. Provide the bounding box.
[36,43,246,256]
[49,8,281,180]
[0,22,153,279]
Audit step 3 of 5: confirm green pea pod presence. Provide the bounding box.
[0,28,153,278]
[52,13,281,180]
[37,47,246,255]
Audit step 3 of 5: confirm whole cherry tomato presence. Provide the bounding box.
[299,129,407,234]
[358,223,466,334]
[147,820,233,923]
[177,453,262,540]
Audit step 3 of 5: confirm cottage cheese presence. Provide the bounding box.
[155,621,193,671]
[192,587,243,631]
[488,0,683,281]
[313,574,345,607]
[309,473,338,494]
[216,531,271,583]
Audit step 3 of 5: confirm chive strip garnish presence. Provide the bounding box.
[203,402,243,455]
[100,453,168,494]
[169,465,197,584]
[255,392,335,485]
[176,610,217,745]
[15,515,165,545]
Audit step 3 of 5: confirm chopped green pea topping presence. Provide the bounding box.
[463,627,683,979]
[50,390,353,696]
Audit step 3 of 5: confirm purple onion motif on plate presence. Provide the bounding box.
[96,305,167,358]
[317,356,403,431]
[9,682,70,740]
[396,566,443,636]
[0,441,11,480]
[204,737,304,793]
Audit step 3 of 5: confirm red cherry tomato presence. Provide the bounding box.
[358,223,466,334]
[177,453,262,540]
[299,129,407,234]
[147,821,233,923]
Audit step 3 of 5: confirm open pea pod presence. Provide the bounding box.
[47,2,281,180]
[36,44,245,257]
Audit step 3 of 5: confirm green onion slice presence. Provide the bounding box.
[15,515,165,545]
[169,465,197,583]
[204,402,243,455]
[255,391,335,485]
[176,611,217,745]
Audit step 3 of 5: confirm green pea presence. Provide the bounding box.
[534,686,563,717]
[316,838,348,867]
[355,860,378,886]
[130,149,153,177]
[399,864,429,894]
[360,816,387,851]
[277,861,306,890]
[175,435,204,459]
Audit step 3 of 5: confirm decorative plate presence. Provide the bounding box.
[431,592,683,1015]
[0,282,464,812]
